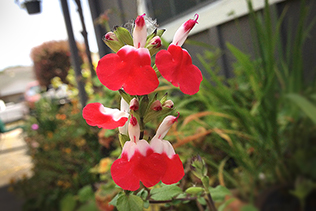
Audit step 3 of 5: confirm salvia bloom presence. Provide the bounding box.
[111,115,184,191]
[82,13,201,191]
[96,14,159,96]
[155,14,202,95]
[82,101,129,130]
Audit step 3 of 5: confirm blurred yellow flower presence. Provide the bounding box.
[99,158,112,174]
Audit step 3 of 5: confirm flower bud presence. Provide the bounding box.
[155,114,179,140]
[162,100,174,109]
[103,32,124,52]
[128,115,140,143]
[172,14,199,47]
[146,36,162,55]
[150,100,162,111]
[133,14,147,48]
[129,98,139,111]
[191,155,208,179]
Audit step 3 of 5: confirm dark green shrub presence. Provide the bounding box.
[30,40,84,88]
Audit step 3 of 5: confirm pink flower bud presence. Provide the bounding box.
[128,115,140,143]
[146,36,162,55]
[150,100,162,111]
[148,36,161,48]
[172,14,199,46]
[129,98,139,111]
[133,14,147,48]
[102,32,124,52]
[162,100,174,109]
[155,113,179,139]
[104,32,118,41]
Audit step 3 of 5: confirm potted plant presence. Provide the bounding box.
[23,0,41,15]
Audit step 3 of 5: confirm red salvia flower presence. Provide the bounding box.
[82,102,129,129]
[150,114,184,184]
[96,14,159,95]
[155,14,202,95]
[111,116,166,191]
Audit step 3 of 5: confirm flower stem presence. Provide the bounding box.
[206,192,217,211]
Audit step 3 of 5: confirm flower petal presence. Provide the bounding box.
[150,138,184,185]
[118,98,130,135]
[111,146,165,191]
[161,153,184,185]
[155,44,202,95]
[82,103,128,129]
[97,45,159,95]
[111,152,142,191]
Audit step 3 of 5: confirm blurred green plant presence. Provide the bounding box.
[11,97,102,210]
[172,0,316,207]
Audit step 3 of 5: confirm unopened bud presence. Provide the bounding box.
[129,98,139,111]
[162,100,174,109]
[128,115,140,143]
[146,36,162,55]
[191,155,208,179]
[155,114,179,139]
[150,100,162,111]
[133,14,147,48]
[172,14,199,47]
[103,32,124,52]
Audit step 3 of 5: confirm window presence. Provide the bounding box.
[145,0,216,24]
[138,0,284,42]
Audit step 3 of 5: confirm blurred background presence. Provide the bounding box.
[0,0,315,210]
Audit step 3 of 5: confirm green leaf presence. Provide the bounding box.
[136,189,148,200]
[241,204,259,211]
[109,191,124,206]
[116,194,144,211]
[59,193,76,211]
[78,185,95,203]
[197,196,207,205]
[286,93,316,124]
[208,185,231,202]
[218,198,235,211]
[77,201,99,211]
[185,187,204,195]
[150,185,182,201]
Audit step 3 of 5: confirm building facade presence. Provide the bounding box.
[88,0,316,80]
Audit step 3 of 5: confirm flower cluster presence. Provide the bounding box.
[111,115,184,191]
[97,13,202,96]
[83,14,202,191]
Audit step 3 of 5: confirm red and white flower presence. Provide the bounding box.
[150,114,184,184]
[82,102,129,129]
[111,114,184,191]
[155,14,202,95]
[111,116,166,191]
[96,14,159,95]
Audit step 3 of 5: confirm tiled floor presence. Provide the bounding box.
[0,128,33,211]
